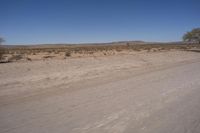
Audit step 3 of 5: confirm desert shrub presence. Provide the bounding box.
[88,51,94,54]
[126,43,130,47]
[65,51,71,57]
[9,54,23,61]
[116,49,122,52]
[47,50,52,53]
[26,57,32,61]
[43,55,55,59]
[0,46,5,61]
[0,50,3,60]
[54,50,59,54]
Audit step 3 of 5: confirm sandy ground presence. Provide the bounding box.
[0,50,200,133]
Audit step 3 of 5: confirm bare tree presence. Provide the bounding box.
[0,37,5,61]
[183,28,200,44]
[0,37,5,45]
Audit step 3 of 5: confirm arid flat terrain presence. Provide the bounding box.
[0,49,200,133]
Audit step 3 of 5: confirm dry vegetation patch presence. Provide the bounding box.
[0,43,199,63]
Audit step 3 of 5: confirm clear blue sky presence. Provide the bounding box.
[0,0,200,45]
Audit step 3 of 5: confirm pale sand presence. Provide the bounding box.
[0,50,200,133]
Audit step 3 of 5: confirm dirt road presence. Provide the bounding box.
[0,51,200,133]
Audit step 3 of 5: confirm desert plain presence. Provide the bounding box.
[0,44,200,133]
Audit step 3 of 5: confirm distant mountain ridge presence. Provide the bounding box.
[2,40,185,48]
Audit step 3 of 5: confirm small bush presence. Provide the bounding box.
[0,46,5,61]
[9,54,23,61]
[43,55,55,59]
[54,51,59,54]
[65,51,71,57]
[0,51,3,60]
[26,57,32,61]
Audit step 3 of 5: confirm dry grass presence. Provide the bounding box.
[1,43,200,62]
